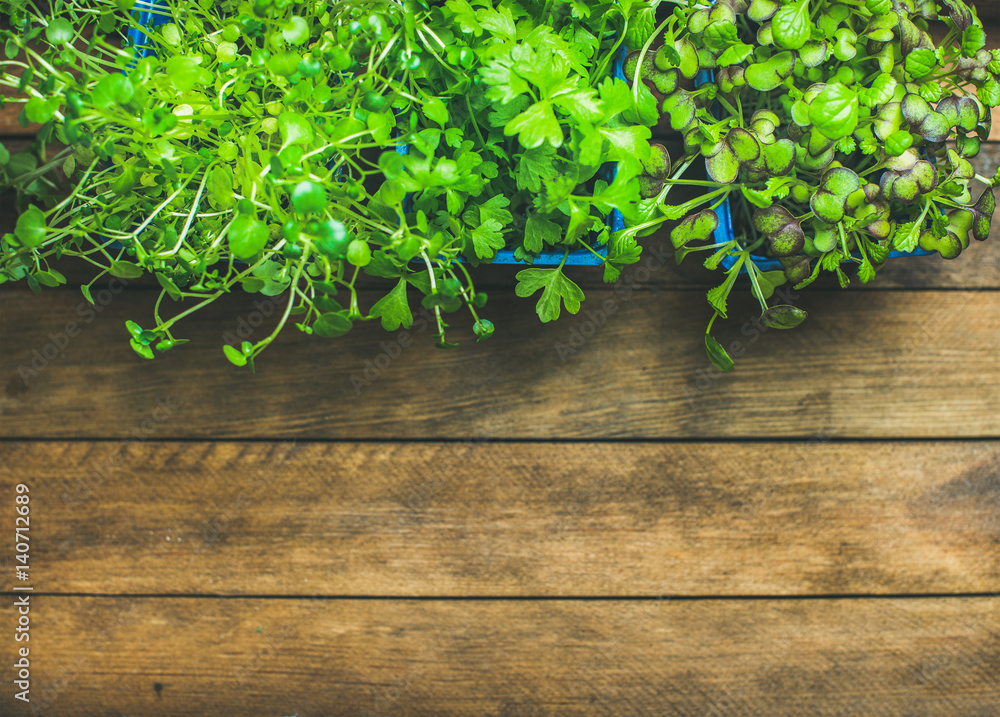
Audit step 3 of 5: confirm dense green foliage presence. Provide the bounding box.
[629,0,999,369]
[0,0,662,365]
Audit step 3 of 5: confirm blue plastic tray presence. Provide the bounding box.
[128,0,169,59]
[130,0,622,267]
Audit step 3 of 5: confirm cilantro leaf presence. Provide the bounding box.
[477,4,517,42]
[591,171,641,222]
[487,95,530,127]
[893,221,920,252]
[479,193,513,226]
[470,219,506,259]
[511,42,571,96]
[444,0,483,35]
[553,86,604,124]
[480,55,529,104]
[598,78,633,119]
[517,144,558,192]
[506,100,563,148]
[515,266,585,322]
[369,278,413,330]
[599,125,652,177]
[524,213,562,252]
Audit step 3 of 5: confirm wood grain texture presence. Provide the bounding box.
[1,596,997,716]
[2,441,997,596]
[2,287,998,440]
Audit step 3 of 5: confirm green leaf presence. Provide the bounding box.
[671,210,719,249]
[599,125,652,178]
[892,220,920,253]
[859,74,897,107]
[24,96,59,124]
[480,56,529,104]
[505,100,563,149]
[423,97,449,126]
[771,0,811,50]
[705,335,734,372]
[282,16,309,45]
[109,260,144,279]
[744,52,794,91]
[478,4,517,42]
[516,145,558,192]
[165,56,201,91]
[524,213,561,253]
[514,266,585,322]
[228,215,268,259]
[369,278,413,330]
[978,79,1000,107]
[223,344,247,366]
[290,180,327,214]
[809,83,859,140]
[313,312,353,338]
[479,193,513,227]
[759,305,808,329]
[130,338,155,360]
[45,18,73,44]
[208,165,236,211]
[470,219,505,259]
[346,240,371,267]
[91,73,134,109]
[706,283,731,318]
[473,318,494,342]
[444,0,483,35]
[962,25,986,58]
[717,43,753,67]
[14,204,46,247]
[277,112,313,147]
[905,48,937,79]
[156,273,182,300]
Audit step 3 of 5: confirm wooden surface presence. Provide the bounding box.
[5,597,999,716]
[2,441,998,597]
[3,9,1000,715]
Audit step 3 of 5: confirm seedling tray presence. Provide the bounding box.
[130,0,623,267]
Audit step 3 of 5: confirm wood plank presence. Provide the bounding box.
[1,596,996,716]
[1,287,998,439]
[2,441,997,596]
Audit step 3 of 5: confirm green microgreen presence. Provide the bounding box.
[0,0,663,364]
[633,0,999,370]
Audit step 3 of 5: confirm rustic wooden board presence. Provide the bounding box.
[2,441,997,596]
[1,596,996,716]
[2,287,998,439]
